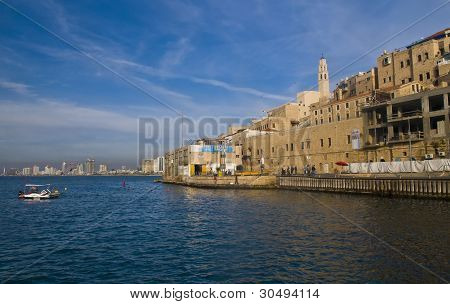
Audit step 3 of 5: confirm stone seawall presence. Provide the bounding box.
[163,175,276,189]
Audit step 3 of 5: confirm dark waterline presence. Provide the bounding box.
[0,176,448,283]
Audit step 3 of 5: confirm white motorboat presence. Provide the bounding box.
[18,184,60,200]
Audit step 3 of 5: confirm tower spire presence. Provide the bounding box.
[318,56,330,102]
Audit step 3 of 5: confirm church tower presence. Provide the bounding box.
[318,56,330,101]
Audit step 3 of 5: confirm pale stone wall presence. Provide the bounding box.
[165,175,276,187]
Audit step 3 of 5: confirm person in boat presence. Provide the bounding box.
[30,186,38,193]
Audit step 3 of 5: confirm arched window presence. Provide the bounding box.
[324,74,327,79]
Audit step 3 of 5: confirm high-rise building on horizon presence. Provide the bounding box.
[98,164,108,173]
[85,159,95,175]
[22,167,31,176]
[32,165,39,176]
[77,163,84,175]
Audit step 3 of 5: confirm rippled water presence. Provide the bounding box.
[0,176,448,283]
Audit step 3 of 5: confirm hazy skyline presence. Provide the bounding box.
[1,0,449,167]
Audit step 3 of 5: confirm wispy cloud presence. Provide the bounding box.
[0,99,136,133]
[0,80,33,95]
[111,58,291,101]
[189,76,291,100]
[159,37,194,71]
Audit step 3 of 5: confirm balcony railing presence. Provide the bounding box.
[388,110,423,122]
[389,131,424,143]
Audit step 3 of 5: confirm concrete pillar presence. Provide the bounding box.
[422,95,431,142]
[362,110,370,146]
[387,104,393,141]
[443,93,450,138]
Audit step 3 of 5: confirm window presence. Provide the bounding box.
[419,74,423,81]
[306,141,310,149]
[345,102,349,109]
[346,112,350,119]
[336,105,340,110]
[315,119,318,125]
[401,79,405,84]
[286,144,288,151]
[383,78,386,84]
[320,139,324,147]
[328,107,332,112]
[236,155,240,158]
[290,143,294,151]
[320,118,323,124]
[272,147,274,153]
[345,152,349,158]
[337,114,341,121]
[328,138,332,147]
[426,72,430,80]
[301,142,304,150]
[324,74,327,79]
[314,110,318,115]
[400,61,404,68]
[347,135,351,144]
[356,111,360,117]
[388,76,392,82]
[418,54,422,62]
[257,149,259,155]
[320,109,323,114]
[406,59,410,66]
[425,52,429,60]
[272,123,275,128]
[328,116,332,123]
[412,85,415,92]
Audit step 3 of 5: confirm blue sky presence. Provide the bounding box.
[0,0,449,168]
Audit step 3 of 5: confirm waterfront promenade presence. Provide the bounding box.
[163,174,450,199]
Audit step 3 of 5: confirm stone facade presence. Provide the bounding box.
[164,28,450,177]
[377,28,450,94]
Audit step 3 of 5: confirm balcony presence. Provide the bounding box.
[388,131,424,143]
[388,110,423,122]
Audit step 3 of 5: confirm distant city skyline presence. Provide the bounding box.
[1,157,138,176]
[1,0,449,167]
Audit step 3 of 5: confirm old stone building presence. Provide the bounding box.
[362,86,450,162]
[377,28,450,95]
[164,28,450,177]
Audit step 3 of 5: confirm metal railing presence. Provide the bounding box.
[277,175,450,198]
[388,110,423,121]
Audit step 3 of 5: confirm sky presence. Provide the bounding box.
[0,0,449,169]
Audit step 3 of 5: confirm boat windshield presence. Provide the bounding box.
[24,184,51,193]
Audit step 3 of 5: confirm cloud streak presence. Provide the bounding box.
[110,58,291,101]
[0,80,33,95]
[0,99,137,133]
